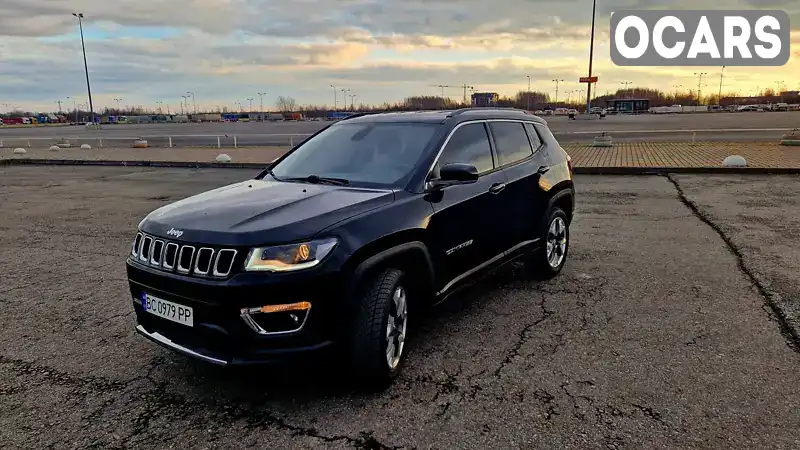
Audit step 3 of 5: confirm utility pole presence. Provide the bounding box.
[552,79,564,104]
[330,85,337,111]
[72,12,95,125]
[694,72,708,105]
[718,66,725,106]
[586,0,597,114]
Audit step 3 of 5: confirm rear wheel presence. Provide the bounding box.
[349,268,409,388]
[526,207,570,280]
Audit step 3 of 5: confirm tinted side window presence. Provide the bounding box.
[437,123,494,174]
[489,121,534,166]
[524,123,543,150]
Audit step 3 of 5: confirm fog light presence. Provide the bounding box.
[240,302,311,335]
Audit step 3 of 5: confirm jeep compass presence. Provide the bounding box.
[127,107,575,386]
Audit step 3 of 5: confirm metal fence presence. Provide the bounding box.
[0,133,313,149]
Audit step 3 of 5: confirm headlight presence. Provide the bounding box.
[244,237,338,272]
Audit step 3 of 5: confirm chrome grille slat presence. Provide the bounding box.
[177,245,196,274]
[131,233,143,257]
[150,240,165,266]
[132,233,236,278]
[139,236,153,262]
[162,243,179,270]
[194,247,215,276]
[212,249,237,277]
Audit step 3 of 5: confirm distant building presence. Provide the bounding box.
[606,98,650,113]
[471,92,499,107]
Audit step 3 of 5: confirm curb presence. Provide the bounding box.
[3,158,800,174]
[573,166,800,175]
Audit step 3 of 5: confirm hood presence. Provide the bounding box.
[139,178,394,246]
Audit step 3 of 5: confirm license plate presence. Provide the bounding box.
[141,292,194,327]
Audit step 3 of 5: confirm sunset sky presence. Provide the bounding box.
[1,0,799,112]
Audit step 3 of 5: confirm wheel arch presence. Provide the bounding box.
[342,231,436,309]
[547,182,575,224]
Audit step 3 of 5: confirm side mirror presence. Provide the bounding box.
[429,163,479,189]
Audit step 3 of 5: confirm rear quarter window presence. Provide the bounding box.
[488,121,534,167]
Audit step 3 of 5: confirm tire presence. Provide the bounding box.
[349,268,409,388]
[526,206,570,280]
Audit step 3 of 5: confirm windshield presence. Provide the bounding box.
[269,122,439,188]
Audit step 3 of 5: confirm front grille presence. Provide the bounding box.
[131,232,238,278]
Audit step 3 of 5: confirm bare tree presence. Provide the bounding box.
[275,96,297,113]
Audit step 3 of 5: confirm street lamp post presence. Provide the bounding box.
[330,85,337,111]
[186,91,196,114]
[247,97,254,112]
[67,96,78,122]
[526,75,531,110]
[341,89,351,109]
[621,81,633,99]
[585,0,597,114]
[258,92,266,120]
[694,72,708,105]
[72,13,95,126]
[552,79,564,105]
[672,84,682,100]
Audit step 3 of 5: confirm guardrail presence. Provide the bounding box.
[0,133,314,149]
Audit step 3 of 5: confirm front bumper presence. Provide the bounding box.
[128,257,348,365]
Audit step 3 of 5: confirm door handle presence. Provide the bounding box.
[489,182,506,194]
[537,165,551,175]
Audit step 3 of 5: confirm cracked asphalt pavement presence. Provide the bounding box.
[1,166,799,449]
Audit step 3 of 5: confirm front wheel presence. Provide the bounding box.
[348,268,409,388]
[526,207,570,280]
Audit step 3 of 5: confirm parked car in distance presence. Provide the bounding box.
[126,107,576,388]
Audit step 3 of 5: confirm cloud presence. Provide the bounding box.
[0,0,238,37]
[2,0,799,111]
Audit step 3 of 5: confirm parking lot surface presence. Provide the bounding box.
[1,166,799,449]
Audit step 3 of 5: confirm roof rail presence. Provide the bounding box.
[447,107,532,117]
[338,112,372,121]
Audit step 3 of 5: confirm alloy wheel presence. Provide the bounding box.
[385,285,408,370]
[546,216,567,268]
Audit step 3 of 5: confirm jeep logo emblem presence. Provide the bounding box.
[166,228,184,238]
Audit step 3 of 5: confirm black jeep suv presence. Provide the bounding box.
[127,108,575,385]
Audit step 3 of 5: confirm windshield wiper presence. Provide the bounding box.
[283,174,350,186]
